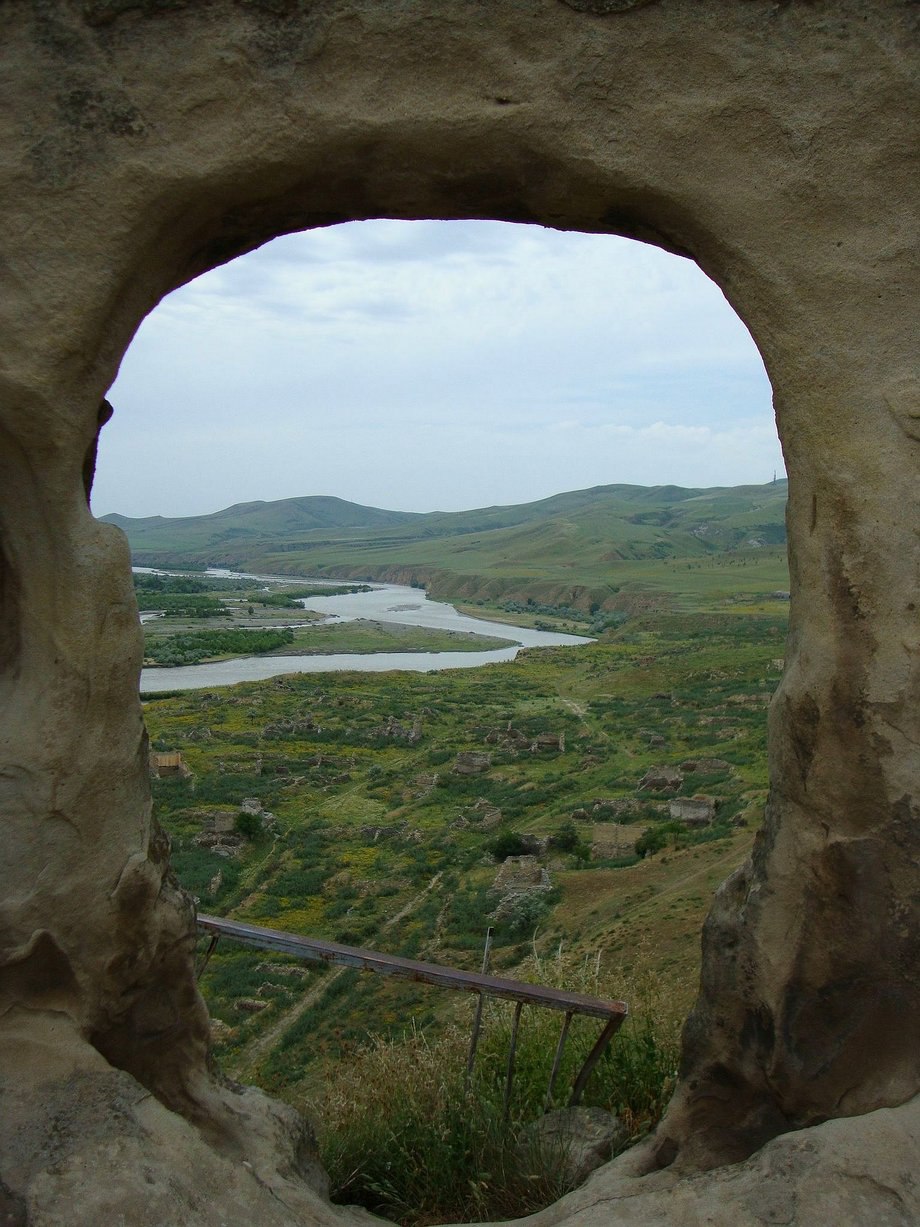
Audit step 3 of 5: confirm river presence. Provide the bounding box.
[138,571,592,694]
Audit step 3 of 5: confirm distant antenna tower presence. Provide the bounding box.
[772,470,776,484]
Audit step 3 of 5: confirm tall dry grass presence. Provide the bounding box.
[303,942,685,1225]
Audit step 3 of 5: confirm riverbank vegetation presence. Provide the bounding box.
[145,626,296,666]
[143,618,512,667]
[139,573,511,667]
[273,619,512,656]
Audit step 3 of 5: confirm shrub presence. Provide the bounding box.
[547,821,590,860]
[235,809,264,840]
[486,831,530,861]
[145,627,295,666]
[501,890,551,937]
[548,820,581,852]
[634,822,683,858]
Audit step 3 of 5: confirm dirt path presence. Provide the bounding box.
[558,693,611,742]
[232,870,444,1078]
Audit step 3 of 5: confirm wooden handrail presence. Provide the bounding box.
[197,914,627,1021]
[197,913,629,1105]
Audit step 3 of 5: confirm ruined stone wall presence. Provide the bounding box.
[0,2,917,1222]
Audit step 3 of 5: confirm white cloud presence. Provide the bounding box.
[95,221,780,517]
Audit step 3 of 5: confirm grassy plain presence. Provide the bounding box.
[146,590,783,1218]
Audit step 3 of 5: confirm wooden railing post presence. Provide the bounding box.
[466,926,494,1084]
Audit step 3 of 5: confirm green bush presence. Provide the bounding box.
[547,821,590,860]
[146,627,294,666]
[501,890,551,937]
[267,865,327,897]
[134,574,208,594]
[635,822,683,858]
[235,809,264,840]
[486,831,530,861]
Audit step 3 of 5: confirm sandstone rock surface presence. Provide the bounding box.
[525,1107,628,1186]
[0,1,917,1223]
[513,1094,920,1227]
[0,1010,340,1227]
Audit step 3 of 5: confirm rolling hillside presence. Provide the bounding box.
[104,480,789,610]
[104,494,423,553]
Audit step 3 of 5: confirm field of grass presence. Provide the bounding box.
[309,944,682,1224]
[144,596,783,1220]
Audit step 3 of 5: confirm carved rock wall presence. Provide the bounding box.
[0,1,917,1222]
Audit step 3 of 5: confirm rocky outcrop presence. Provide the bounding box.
[359,822,408,843]
[523,1107,627,1186]
[262,717,318,738]
[0,0,917,1222]
[369,714,423,742]
[485,724,565,753]
[0,1011,336,1227]
[518,1095,920,1227]
[679,758,731,775]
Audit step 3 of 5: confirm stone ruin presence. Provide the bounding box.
[148,749,191,779]
[637,764,684,793]
[492,854,553,896]
[490,856,554,922]
[669,797,717,827]
[453,750,494,775]
[485,722,566,753]
[0,2,917,1224]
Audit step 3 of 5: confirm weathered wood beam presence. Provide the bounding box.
[197,914,628,1022]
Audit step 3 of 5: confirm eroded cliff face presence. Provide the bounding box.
[0,2,917,1223]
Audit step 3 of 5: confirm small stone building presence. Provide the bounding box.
[670,797,717,827]
[492,855,552,894]
[149,750,191,779]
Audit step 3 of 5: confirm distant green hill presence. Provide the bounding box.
[103,480,789,611]
[103,494,422,553]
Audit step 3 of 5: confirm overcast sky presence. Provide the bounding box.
[95,220,782,519]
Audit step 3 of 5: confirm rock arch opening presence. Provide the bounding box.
[95,219,787,1216]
